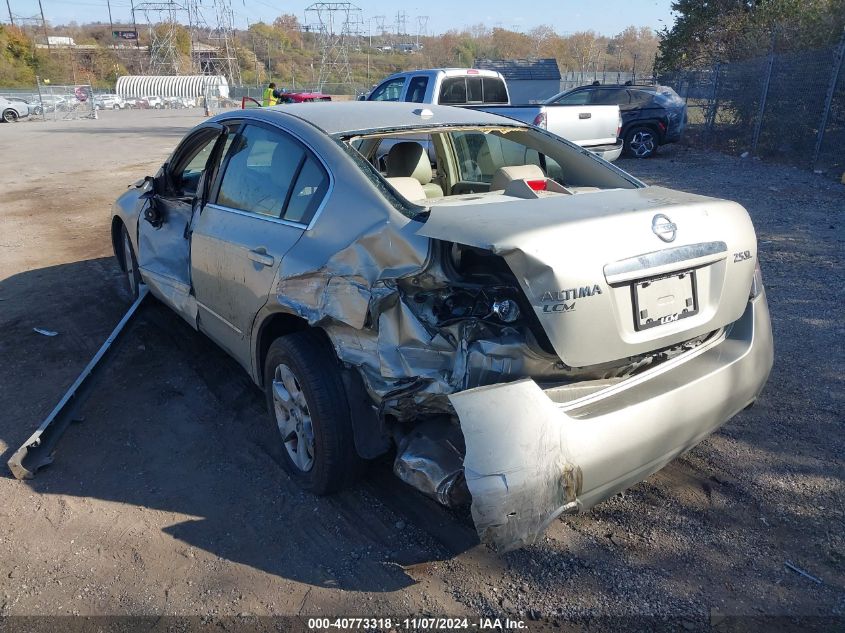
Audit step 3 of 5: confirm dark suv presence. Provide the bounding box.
[546,84,687,158]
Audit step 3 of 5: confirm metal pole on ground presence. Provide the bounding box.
[811,28,845,171]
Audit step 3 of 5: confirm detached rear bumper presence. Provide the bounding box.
[450,292,773,551]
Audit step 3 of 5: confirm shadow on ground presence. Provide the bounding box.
[0,257,477,593]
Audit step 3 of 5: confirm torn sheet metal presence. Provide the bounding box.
[449,379,581,551]
[393,420,470,508]
[8,287,149,480]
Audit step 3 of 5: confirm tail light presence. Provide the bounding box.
[749,261,764,299]
[616,116,622,139]
[526,179,547,191]
[532,111,547,129]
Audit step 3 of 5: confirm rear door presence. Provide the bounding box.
[190,121,331,366]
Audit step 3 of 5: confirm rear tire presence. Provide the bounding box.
[624,126,658,158]
[121,224,142,301]
[263,330,360,495]
[3,109,18,123]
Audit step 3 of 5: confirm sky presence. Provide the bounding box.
[6,0,676,36]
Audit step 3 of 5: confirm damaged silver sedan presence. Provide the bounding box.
[111,102,773,550]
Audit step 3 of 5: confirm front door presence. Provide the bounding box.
[190,121,331,367]
[136,124,225,325]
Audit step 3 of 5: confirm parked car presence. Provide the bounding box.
[30,95,68,115]
[143,95,164,109]
[94,94,126,110]
[276,91,332,103]
[111,102,772,550]
[365,68,623,161]
[546,84,687,158]
[124,97,150,109]
[364,68,510,105]
[0,96,29,122]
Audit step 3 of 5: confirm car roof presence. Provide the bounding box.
[573,84,663,91]
[237,101,525,136]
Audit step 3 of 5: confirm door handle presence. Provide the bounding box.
[579,112,592,119]
[247,248,274,267]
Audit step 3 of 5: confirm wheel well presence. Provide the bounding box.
[111,217,127,272]
[623,121,662,141]
[255,312,310,386]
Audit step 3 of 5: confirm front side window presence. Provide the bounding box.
[369,77,405,101]
[552,90,590,105]
[172,130,228,196]
[216,124,327,222]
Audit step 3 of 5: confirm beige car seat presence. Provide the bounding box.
[385,176,427,202]
[386,142,444,199]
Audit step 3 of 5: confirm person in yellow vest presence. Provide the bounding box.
[262,82,279,107]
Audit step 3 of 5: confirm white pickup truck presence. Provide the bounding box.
[364,68,623,161]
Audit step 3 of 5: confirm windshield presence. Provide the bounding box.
[344,125,640,215]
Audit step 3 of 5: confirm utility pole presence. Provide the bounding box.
[106,0,117,51]
[6,0,14,27]
[129,0,142,72]
[37,0,49,49]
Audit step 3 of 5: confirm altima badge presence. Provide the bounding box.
[652,214,677,242]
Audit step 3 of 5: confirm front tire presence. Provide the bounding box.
[3,109,19,123]
[121,224,142,300]
[624,126,658,158]
[263,330,360,494]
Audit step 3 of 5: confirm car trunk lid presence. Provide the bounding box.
[417,186,758,367]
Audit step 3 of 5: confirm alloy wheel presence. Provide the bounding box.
[272,363,315,472]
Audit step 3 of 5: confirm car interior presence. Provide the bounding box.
[349,126,636,205]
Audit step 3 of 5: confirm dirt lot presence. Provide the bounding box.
[0,110,843,630]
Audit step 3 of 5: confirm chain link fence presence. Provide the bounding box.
[659,36,845,176]
[1,84,96,121]
[558,70,656,93]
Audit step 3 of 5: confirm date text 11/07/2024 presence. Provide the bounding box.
[307,617,527,630]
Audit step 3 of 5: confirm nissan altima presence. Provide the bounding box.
[111,102,773,550]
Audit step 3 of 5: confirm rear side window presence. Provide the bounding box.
[216,124,328,224]
[405,76,429,103]
[589,88,627,105]
[628,90,656,107]
[284,156,330,223]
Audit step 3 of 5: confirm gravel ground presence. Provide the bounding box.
[0,112,842,631]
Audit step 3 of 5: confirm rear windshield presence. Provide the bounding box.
[439,76,508,105]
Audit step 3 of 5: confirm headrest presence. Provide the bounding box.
[490,164,546,192]
[386,142,432,185]
[386,176,426,202]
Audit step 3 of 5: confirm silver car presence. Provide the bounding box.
[1,96,29,122]
[111,102,773,550]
